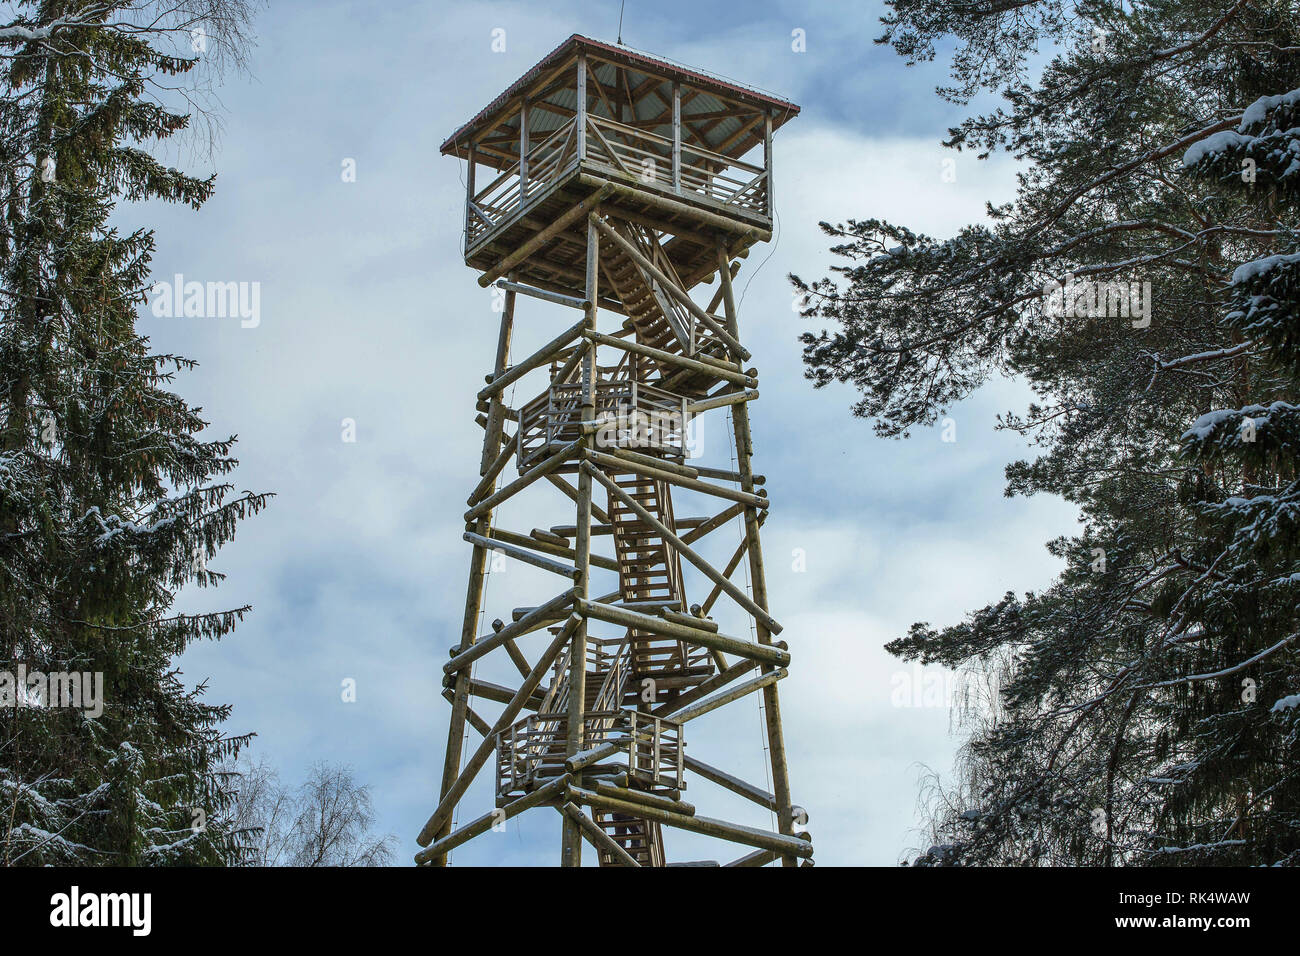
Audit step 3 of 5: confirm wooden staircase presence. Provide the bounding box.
[606,472,713,707]
[608,473,681,607]
[572,472,709,868]
[597,219,729,396]
[503,216,733,865]
[593,808,665,867]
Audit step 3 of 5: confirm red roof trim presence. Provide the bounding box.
[440,34,800,157]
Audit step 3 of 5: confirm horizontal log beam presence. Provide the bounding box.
[444,588,576,675]
[478,317,586,403]
[567,786,812,858]
[584,451,768,510]
[463,531,577,579]
[530,527,570,547]
[465,439,581,522]
[686,388,759,415]
[582,329,755,388]
[662,607,718,633]
[495,279,589,311]
[558,802,640,867]
[684,754,776,811]
[575,598,789,667]
[583,462,780,633]
[420,619,579,846]
[487,527,619,573]
[466,677,546,708]
[590,444,699,479]
[590,781,696,817]
[577,173,771,241]
[416,773,572,861]
[692,464,760,484]
[550,520,709,537]
[479,184,613,287]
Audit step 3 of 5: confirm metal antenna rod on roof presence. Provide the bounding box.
[617,0,626,45]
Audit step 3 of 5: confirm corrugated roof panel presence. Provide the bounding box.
[442,34,799,163]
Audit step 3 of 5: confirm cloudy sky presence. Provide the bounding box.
[129,0,1080,865]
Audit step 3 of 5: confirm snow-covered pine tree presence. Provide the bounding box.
[794,0,1300,864]
[1173,86,1300,865]
[0,1,265,865]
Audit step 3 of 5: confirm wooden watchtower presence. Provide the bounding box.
[416,34,811,867]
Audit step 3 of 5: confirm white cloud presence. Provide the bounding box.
[127,0,1083,866]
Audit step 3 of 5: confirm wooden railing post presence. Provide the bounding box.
[576,53,587,162]
[519,98,529,198]
[429,270,515,864]
[764,111,774,217]
[672,81,682,195]
[465,141,476,247]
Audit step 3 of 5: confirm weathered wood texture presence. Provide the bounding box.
[425,38,808,869]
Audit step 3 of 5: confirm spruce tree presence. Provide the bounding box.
[795,0,1300,864]
[0,1,264,865]
[1172,87,1300,864]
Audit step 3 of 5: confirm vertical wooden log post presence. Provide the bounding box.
[561,216,600,866]
[465,142,477,245]
[717,242,798,866]
[430,279,516,865]
[576,53,587,162]
[519,99,530,198]
[671,81,682,196]
[763,112,774,219]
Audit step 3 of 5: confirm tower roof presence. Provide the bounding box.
[441,34,800,171]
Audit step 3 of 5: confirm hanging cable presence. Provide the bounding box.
[738,208,780,312]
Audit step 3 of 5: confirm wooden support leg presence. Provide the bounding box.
[562,214,600,866]
[416,774,572,865]
[430,282,516,865]
[442,689,492,739]
[717,243,799,866]
[567,785,812,859]
[559,802,641,867]
[420,617,580,846]
[725,848,779,867]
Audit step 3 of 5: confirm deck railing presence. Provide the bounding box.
[467,114,579,248]
[626,711,684,791]
[590,637,631,713]
[516,366,690,469]
[584,114,769,217]
[464,110,770,253]
[495,706,684,798]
